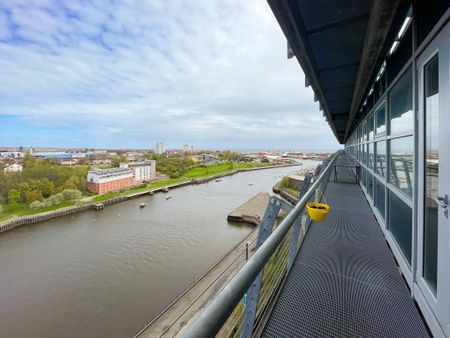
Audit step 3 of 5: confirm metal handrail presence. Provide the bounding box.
[183,151,339,338]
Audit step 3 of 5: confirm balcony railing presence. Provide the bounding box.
[183,151,339,338]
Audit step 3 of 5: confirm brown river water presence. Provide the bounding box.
[0,161,317,338]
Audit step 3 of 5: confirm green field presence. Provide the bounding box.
[183,162,271,179]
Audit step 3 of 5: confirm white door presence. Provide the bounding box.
[416,22,450,337]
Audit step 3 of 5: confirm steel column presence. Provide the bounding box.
[241,195,294,338]
[241,197,280,338]
[287,173,313,272]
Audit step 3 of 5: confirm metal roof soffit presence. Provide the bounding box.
[344,0,409,141]
[267,0,339,141]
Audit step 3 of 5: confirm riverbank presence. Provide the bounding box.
[272,182,299,204]
[0,163,300,234]
[135,227,259,337]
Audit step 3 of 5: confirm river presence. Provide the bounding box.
[0,161,318,338]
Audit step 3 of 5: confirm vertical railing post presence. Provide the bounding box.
[240,198,280,338]
[314,163,323,178]
[287,173,312,272]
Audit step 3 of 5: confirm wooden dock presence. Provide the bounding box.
[227,192,270,226]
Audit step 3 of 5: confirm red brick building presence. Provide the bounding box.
[87,168,134,194]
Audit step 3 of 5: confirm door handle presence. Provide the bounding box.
[435,194,448,208]
[435,194,449,218]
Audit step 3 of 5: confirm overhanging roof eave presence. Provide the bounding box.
[267,0,342,143]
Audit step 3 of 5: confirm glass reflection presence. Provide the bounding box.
[376,141,386,177]
[390,68,413,135]
[424,54,439,294]
[376,104,386,134]
[367,114,374,140]
[388,190,412,264]
[375,179,385,220]
[368,143,374,169]
[367,172,374,199]
[389,137,413,197]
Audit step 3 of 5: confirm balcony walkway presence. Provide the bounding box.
[262,154,429,337]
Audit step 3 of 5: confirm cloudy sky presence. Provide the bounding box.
[0,0,339,150]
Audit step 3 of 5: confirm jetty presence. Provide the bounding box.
[227,192,270,226]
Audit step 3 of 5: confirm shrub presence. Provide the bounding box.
[29,201,44,210]
[62,189,82,201]
[0,204,3,214]
[48,193,64,205]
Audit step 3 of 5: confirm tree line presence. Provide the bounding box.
[151,154,195,178]
[0,154,89,209]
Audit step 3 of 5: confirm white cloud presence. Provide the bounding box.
[0,0,339,150]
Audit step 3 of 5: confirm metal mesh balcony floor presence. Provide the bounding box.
[262,155,429,338]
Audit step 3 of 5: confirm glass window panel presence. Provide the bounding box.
[376,104,386,134]
[389,68,413,134]
[368,143,374,169]
[389,136,414,197]
[423,54,439,294]
[375,179,385,220]
[360,167,366,187]
[363,121,367,141]
[378,73,386,96]
[388,190,412,264]
[362,143,367,165]
[367,114,374,140]
[367,172,374,200]
[376,141,386,177]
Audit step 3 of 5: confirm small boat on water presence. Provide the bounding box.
[165,195,172,200]
[215,179,222,182]
[140,203,146,208]
[248,182,254,186]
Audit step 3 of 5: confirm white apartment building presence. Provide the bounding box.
[120,160,156,181]
[155,142,165,154]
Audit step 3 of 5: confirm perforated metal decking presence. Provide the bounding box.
[262,155,429,338]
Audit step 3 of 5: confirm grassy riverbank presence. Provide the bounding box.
[0,162,281,223]
[274,181,300,198]
[92,177,187,202]
[0,201,77,222]
[92,162,272,202]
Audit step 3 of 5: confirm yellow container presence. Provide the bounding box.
[306,202,330,222]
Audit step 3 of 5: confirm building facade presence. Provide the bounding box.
[87,167,134,194]
[120,160,156,182]
[268,1,450,336]
[155,142,165,154]
[340,5,449,337]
